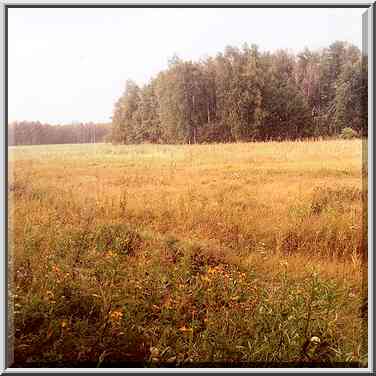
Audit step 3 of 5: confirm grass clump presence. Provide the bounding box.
[310,186,362,215]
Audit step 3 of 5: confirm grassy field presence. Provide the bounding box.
[8,140,367,367]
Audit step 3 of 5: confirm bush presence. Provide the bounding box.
[310,186,362,215]
[340,127,358,140]
[94,223,142,256]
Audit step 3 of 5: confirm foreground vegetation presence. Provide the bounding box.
[9,140,367,367]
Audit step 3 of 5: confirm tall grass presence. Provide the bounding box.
[8,140,367,367]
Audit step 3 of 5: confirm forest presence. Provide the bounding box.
[112,41,367,144]
[8,40,367,146]
[8,121,111,146]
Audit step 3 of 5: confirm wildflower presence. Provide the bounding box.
[52,265,60,273]
[201,275,210,283]
[310,336,321,344]
[109,309,123,322]
[106,250,115,258]
[179,325,193,332]
[207,267,216,274]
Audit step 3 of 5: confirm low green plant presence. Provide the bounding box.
[340,128,358,140]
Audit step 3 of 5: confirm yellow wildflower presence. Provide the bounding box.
[207,267,216,274]
[106,250,115,258]
[109,309,123,321]
[179,326,193,332]
[202,275,210,282]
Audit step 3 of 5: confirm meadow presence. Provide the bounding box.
[8,139,367,367]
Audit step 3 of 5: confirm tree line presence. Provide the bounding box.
[112,41,367,144]
[8,121,111,146]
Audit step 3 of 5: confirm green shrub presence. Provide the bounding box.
[340,128,358,140]
[95,223,142,256]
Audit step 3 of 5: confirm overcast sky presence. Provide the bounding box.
[8,7,365,125]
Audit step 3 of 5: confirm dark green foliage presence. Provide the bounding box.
[111,41,366,144]
[259,50,314,140]
[334,62,364,135]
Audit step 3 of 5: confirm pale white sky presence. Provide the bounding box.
[8,7,365,124]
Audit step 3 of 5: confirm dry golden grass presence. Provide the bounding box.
[8,139,367,367]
